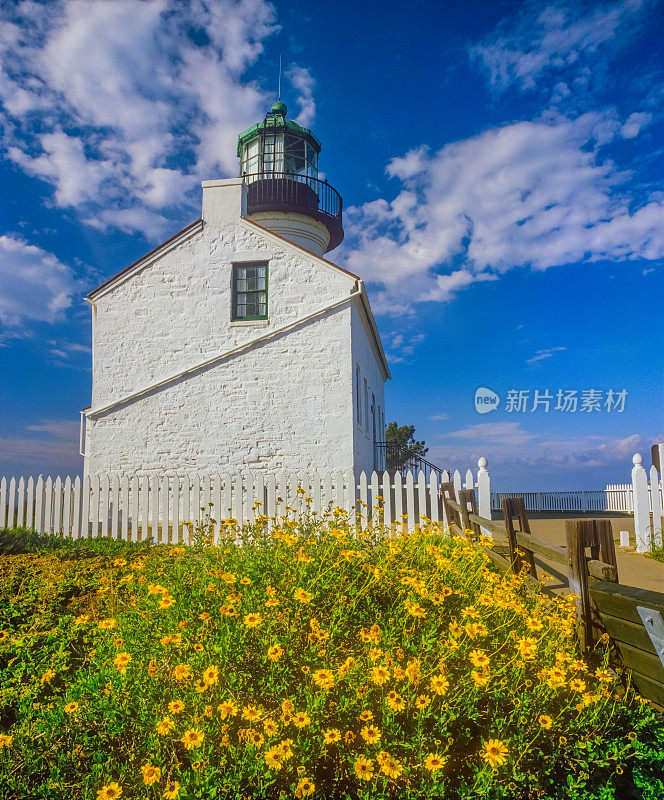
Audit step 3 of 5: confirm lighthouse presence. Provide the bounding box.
[237,101,343,256]
[82,98,388,478]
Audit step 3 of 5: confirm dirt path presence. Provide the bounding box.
[489,512,664,594]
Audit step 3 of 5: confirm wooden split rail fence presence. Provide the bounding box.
[442,482,664,709]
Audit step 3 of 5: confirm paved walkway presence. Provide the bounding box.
[489,512,664,595]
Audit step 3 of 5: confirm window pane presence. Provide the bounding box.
[233,262,268,319]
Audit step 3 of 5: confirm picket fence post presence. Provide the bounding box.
[477,457,491,538]
[651,465,663,548]
[632,454,651,553]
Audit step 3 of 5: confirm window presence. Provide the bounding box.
[364,379,369,432]
[371,393,376,443]
[232,262,268,321]
[356,365,361,424]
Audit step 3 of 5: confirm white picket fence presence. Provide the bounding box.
[491,490,610,513]
[605,484,635,512]
[630,453,664,553]
[0,461,492,543]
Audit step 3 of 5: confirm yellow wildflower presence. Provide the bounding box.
[386,691,405,711]
[267,644,284,662]
[218,700,238,719]
[203,665,219,686]
[264,746,282,770]
[380,754,404,779]
[370,666,390,686]
[312,669,334,689]
[292,711,310,728]
[172,664,192,682]
[295,777,315,798]
[323,728,342,744]
[354,755,375,781]
[429,673,450,695]
[140,763,161,786]
[40,669,55,684]
[157,716,175,735]
[480,739,508,768]
[96,783,122,800]
[424,753,447,772]
[180,728,204,750]
[361,725,381,744]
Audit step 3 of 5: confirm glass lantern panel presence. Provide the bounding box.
[261,131,284,173]
[305,143,318,178]
[283,133,307,175]
[242,139,260,176]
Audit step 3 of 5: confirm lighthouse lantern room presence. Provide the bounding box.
[237,101,343,255]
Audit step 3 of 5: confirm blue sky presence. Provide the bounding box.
[1,0,663,490]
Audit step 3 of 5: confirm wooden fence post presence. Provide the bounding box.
[632,453,651,553]
[458,488,480,538]
[502,497,537,578]
[440,481,459,533]
[566,518,618,649]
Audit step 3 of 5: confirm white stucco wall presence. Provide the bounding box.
[84,179,386,477]
[351,300,387,476]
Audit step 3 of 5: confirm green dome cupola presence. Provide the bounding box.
[236,100,343,254]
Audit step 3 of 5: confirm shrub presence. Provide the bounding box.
[0,507,661,799]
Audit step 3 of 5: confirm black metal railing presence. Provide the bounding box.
[242,171,343,249]
[374,442,446,483]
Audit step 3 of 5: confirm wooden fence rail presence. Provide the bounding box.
[443,484,664,709]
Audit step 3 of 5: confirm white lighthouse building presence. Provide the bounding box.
[82,101,389,478]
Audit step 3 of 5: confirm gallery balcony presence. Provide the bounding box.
[243,172,344,251]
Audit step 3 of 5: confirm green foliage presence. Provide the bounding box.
[385,424,428,460]
[0,509,660,800]
[648,542,664,564]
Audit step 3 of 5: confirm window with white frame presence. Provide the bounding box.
[364,379,369,432]
[356,365,361,425]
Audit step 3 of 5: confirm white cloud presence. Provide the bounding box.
[0,0,280,238]
[286,64,316,127]
[385,331,425,363]
[46,339,92,364]
[527,346,567,366]
[0,236,79,325]
[621,111,653,138]
[1,419,82,475]
[428,413,449,421]
[342,111,664,312]
[471,0,649,96]
[430,425,657,479]
[443,422,538,447]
